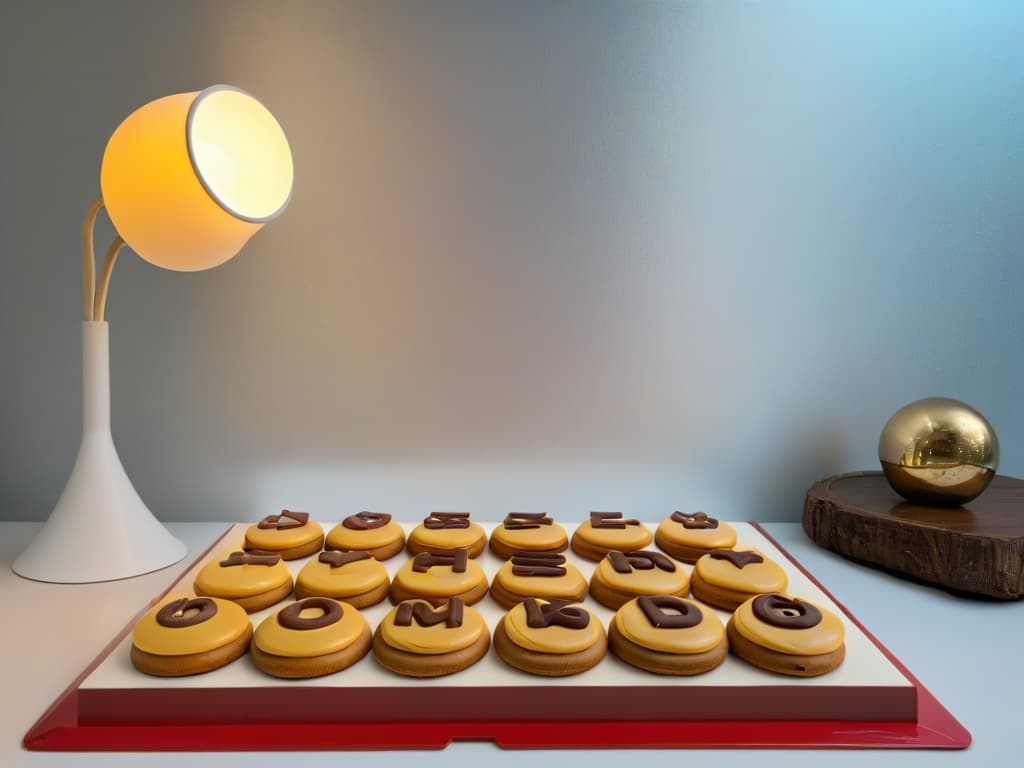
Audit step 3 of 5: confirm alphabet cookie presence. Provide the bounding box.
[655,511,737,563]
[193,551,294,613]
[689,549,788,611]
[294,550,390,608]
[493,598,607,676]
[588,550,690,610]
[325,512,406,560]
[251,597,372,678]
[570,512,652,561]
[490,552,587,610]
[489,513,568,559]
[407,512,487,557]
[372,598,490,677]
[390,549,489,606]
[131,596,252,676]
[244,510,325,560]
[609,595,728,675]
[727,593,845,677]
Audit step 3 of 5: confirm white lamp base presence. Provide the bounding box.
[12,322,186,583]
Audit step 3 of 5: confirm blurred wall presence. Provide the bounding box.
[1,0,1022,522]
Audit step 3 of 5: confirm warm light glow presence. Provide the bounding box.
[100,85,293,272]
[188,87,294,223]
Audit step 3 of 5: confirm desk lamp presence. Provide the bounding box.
[13,85,294,583]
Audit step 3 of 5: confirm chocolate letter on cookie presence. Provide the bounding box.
[638,595,702,629]
[394,599,464,628]
[257,510,310,530]
[412,549,469,573]
[608,550,677,574]
[590,511,640,529]
[709,550,764,568]
[752,594,822,629]
[503,512,553,530]
[157,597,218,628]
[523,598,590,630]
[511,552,567,577]
[670,511,719,529]
[219,551,282,567]
[423,512,471,529]
[279,597,343,630]
[342,511,392,530]
[319,550,372,568]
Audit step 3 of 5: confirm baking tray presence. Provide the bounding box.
[24,521,971,750]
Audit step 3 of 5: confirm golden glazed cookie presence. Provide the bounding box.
[570,512,652,561]
[244,510,325,560]
[488,513,569,559]
[490,552,588,610]
[294,550,390,608]
[588,550,690,610]
[251,597,372,678]
[390,549,489,606]
[689,549,788,611]
[727,593,846,677]
[654,511,737,563]
[609,595,728,675]
[325,512,406,560]
[407,513,487,557]
[131,596,252,676]
[493,598,607,676]
[372,598,490,677]
[193,551,294,613]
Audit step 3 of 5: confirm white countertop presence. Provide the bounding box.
[3,521,1020,767]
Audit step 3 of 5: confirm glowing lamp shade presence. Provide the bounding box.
[100,85,294,271]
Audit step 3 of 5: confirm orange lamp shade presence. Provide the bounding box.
[100,85,293,271]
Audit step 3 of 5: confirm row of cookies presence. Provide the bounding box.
[131,591,846,681]
[239,509,743,563]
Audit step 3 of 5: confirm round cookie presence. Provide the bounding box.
[608,595,728,675]
[325,512,406,560]
[294,550,390,608]
[131,596,252,676]
[490,552,587,610]
[689,549,788,611]
[390,549,489,606]
[727,593,845,677]
[489,513,568,559]
[493,598,607,676]
[193,550,294,613]
[570,512,652,561]
[407,513,487,557]
[244,510,325,560]
[654,511,737,563]
[588,550,690,610]
[251,596,372,678]
[372,598,490,677]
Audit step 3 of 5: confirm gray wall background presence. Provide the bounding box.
[1,0,1022,523]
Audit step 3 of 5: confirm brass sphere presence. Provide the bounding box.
[878,397,999,506]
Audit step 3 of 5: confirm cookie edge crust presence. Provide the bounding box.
[406,535,486,559]
[245,534,325,561]
[389,578,489,607]
[689,569,757,611]
[492,617,607,677]
[588,571,689,611]
[250,623,372,678]
[725,617,845,677]
[607,620,728,675]
[371,623,491,677]
[195,579,294,614]
[294,578,391,608]
[489,576,588,611]
[130,625,253,677]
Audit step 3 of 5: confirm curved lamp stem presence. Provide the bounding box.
[12,198,186,582]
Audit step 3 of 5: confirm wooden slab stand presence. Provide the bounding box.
[803,471,1024,600]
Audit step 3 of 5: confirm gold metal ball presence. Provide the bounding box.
[878,397,999,506]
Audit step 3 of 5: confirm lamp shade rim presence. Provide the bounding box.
[185,84,294,224]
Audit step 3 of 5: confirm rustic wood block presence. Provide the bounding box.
[803,471,1024,600]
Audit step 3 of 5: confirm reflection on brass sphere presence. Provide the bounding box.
[879,397,999,506]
